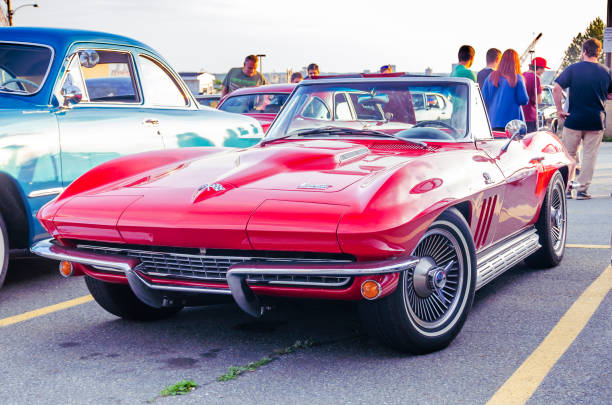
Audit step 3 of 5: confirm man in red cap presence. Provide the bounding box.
[522,56,549,132]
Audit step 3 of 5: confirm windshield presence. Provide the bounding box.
[265,81,469,142]
[0,43,52,95]
[219,93,290,114]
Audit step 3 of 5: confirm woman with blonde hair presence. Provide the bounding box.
[482,49,529,131]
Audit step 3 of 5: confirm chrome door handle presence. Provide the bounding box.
[529,156,545,164]
[142,118,159,125]
[483,172,493,184]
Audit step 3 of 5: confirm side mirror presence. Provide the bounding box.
[78,50,100,68]
[500,120,527,154]
[60,84,82,107]
[505,119,527,140]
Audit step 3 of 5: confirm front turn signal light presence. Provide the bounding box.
[59,261,74,277]
[361,280,382,300]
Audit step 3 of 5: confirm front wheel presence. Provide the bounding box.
[85,276,183,321]
[525,171,567,268]
[0,214,8,289]
[359,208,476,354]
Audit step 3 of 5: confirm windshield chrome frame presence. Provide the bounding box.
[263,76,476,144]
[0,41,55,97]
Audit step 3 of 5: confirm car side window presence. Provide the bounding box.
[412,94,424,110]
[80,50,138,103]
[138,55,188,107]
[426,94,440,109]
[541,87,553,106]
[302,97,331,120]
[334,93,352,120]
[61,54,88,101]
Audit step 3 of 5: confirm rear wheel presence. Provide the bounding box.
[525,171,567,268]
[359,208,476,354]
[85,276,183,321]
[0,214,8,289]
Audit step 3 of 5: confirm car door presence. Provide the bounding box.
[471,88,540,242]
[55,45,164,186]
[134,54,261,149]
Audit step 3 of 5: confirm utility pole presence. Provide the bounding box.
[256,54,266,75]
[5,0,39,26]
[607,0,611,68]
[6,0,12,26]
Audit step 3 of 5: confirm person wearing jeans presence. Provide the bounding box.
[553,38,612,199]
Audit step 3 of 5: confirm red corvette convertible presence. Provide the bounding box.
[32,76,573,353]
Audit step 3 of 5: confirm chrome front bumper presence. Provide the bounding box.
[31,238,419,317]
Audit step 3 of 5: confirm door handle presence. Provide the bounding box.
[142,118,159,126]
[483,172,494,184]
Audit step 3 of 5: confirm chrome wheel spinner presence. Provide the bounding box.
[413,257,454,304]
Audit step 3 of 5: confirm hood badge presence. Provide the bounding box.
[197,183,226,192]
[191,183,226,202]
[297,183,332,190]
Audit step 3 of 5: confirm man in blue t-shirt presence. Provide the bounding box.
[553,38,612,199]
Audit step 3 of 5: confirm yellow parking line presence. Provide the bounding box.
[0,295,93,328]
[566,244,610,249]
[486,265,612,405]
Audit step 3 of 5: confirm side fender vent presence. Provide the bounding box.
[474,195,498,249]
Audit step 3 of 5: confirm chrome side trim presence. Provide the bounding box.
[226,256,419,317]
[28,187,64,198]
[31,238,138,272]
[475,228,541,290]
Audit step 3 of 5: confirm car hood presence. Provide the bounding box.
[243,113,276,133]
[51,139,428,251]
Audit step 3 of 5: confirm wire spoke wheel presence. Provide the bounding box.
[549,181,566,254]
[405,228,463,329]
[526,171,567,268]
[358,209,475,353]
[0,214,8,289]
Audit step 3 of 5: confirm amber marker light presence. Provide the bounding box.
[361,280,382,300]
[59,261,74,277]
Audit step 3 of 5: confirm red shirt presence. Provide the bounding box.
[521,71,541,122]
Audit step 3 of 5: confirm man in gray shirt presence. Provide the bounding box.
[221,55,267,97]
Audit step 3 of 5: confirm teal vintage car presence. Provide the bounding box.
[0,27,263,288]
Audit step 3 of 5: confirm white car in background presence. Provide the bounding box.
[411,91,453,122]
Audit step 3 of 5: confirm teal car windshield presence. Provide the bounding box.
[265,81,469,142]
[0,43,52,95]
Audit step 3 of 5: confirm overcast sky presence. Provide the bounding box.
[7,0,608,74]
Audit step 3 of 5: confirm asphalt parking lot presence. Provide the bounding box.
[0,145,610,405]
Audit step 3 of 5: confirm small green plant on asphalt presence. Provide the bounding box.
[217,338,317,382]
[273,339,315,355]
[160,380,197,396]
[217,356,272,381]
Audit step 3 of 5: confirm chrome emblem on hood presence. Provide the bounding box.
[197,183,226,192]
[191,183,226,202]
[297,183,332,190]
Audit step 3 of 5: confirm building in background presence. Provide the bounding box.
[179,71,216,95]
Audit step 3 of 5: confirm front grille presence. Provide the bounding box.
[76,244,353,287]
